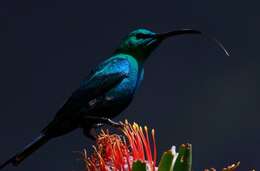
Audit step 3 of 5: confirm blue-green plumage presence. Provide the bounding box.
[41,54,142,138]
[0,28,229,169]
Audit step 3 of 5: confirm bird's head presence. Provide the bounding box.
[114,28,229,62]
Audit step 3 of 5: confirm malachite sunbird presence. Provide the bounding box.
[0,28,228,169]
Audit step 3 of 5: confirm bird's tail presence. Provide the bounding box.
[0,134,50,170]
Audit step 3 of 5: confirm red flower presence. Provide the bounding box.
[83,120,157,171]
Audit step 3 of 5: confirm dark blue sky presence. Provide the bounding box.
[0,0,259,170]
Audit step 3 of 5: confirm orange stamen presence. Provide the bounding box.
[152,129,157,170]
[84,121,157,171]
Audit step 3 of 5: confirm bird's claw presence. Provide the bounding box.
[110,120,124,130]
[83,116,123,130]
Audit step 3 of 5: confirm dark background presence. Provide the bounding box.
[0,0,259,170]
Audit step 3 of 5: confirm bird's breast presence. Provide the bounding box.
[105,58,140,101]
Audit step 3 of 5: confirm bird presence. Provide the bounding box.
[0,28,229,169]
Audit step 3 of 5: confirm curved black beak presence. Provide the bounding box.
[154,29,230,56]
[155,29,202,39]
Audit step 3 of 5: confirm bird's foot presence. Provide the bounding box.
[93,123,104,128]
[84,116,123,130]
[105,118,123,129]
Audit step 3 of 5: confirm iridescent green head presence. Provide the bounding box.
[114,28,229,62]
[114,28,161,61]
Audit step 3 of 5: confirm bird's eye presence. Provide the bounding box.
[136,33,150,39]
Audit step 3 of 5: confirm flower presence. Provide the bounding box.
[204,162,240,171]
[83,120,157,171]
[82,120,244,171]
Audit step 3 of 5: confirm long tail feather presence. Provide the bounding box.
[0,134,50,170]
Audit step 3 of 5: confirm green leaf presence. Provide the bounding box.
[158,150,174,171]
[173,144,192,171]
[132,160,147,171]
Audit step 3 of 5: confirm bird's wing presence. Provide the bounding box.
[71,57,130,102]
[56,58,130,117]
[41,58,130,134]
